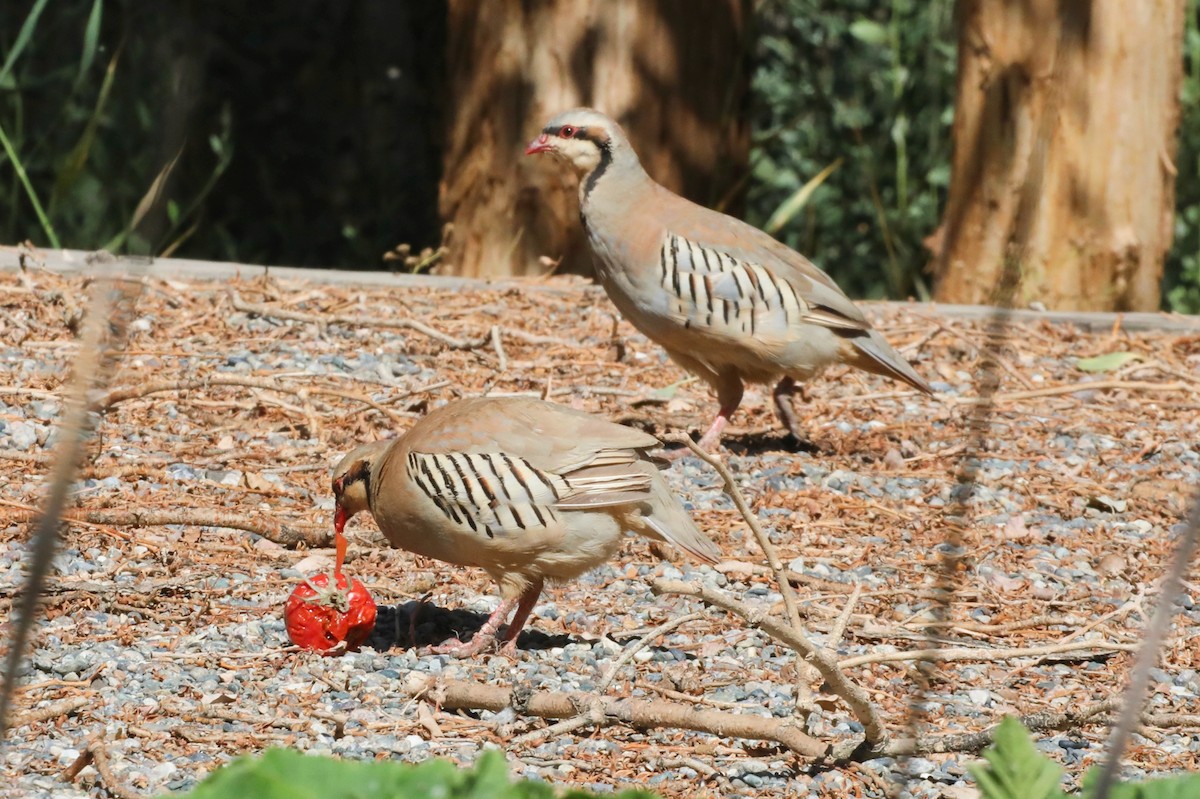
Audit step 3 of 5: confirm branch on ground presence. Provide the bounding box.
[8,507,329,549]
[652,578,888,746]
[405,675,827,758]
[231,291,492,351]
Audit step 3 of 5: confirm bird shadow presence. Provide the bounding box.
[365,601,574,653]
[660,431,820,459]
[724,431,820,456]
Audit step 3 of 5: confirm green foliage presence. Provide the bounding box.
[970,718,1067,799]
[4,0,1199,307]
[749,0,1200,310]
[1170,0,1200,313]
[0,1,445,267]
[748,0,957,301]
[970,717,1200,799]
[0,0,233,257]
[166,749,659,799]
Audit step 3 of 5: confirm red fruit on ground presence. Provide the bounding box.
[285,571,376,654]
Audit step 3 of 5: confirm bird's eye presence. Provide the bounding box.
[560,125,576,138]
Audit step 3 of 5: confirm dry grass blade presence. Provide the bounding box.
[895,299,1016,793]
[0,264,141,738]
[1092,490,1200,799]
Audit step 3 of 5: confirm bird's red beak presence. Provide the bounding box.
[332,503,350,576]
[525,133,552,155]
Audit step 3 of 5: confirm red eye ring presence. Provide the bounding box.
[560,125,576,138]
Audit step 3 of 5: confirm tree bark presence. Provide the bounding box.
[931,0,1185,311]
[440,1,751,278]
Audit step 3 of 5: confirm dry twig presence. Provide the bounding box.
[13,695,91,727]
[5,507,329,549]
[828,581,863,646]
[412,675,826,758]
[513,611,708,748]
[952,379,1193,406]
[596,611,706,695]
[664,434,806,649]
[837,639,1136,669]
[653,578,888,746]
[89,735,148,799]
[231,291,492,351]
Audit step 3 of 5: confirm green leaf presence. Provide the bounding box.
[75,0,104,91]
[165,748,665,798]
[1075,352,1141,373]
[0,120,60,248]
[0,0,51,90]
[1082,767,1200,798]
[969,717,1066,799]
[462,750,522,798]
[848,19,889,46]
[642,376,696,403]
[764,158,843,234]
[53,49,120,212]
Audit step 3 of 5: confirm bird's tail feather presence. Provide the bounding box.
[632,472,721,564]
[848,331,933,395]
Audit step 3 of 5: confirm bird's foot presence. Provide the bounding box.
[429,631,497,658]
[771,378,819,452]
[775,410,817,452]
[784,434,819,454]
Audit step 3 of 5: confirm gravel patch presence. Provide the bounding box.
[2,265,1198,797]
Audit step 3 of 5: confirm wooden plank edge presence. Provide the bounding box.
[2,246,1196,332]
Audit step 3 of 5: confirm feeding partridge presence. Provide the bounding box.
[526,108,933,450]
[331,396,719,657]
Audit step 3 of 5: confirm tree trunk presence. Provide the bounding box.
[440,1,751,278]
[931,0,1185,311]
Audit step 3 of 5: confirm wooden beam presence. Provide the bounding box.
[3,247,1196,332]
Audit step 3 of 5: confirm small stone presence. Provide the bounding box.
[1097,554,1126,576]
[1087,495,1127,513]
[883,448,905,470]
[8,421,38,450]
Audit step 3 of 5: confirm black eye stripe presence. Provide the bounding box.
[339,459,371,497]
[546,124,595,142]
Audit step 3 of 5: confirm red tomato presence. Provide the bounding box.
[285,571,377,654]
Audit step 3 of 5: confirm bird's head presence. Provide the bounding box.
[331,440,391,534]
[524,108,633,182]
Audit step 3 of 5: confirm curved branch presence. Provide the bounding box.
[406,675,826,758]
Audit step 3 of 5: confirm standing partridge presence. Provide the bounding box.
[331,396,719,657]
[526,108,932,450]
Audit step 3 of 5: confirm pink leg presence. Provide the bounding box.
[665,405,735,460]
[431,596,517,657]
[695,410,733,450]
[665,374,742,456]
[696,377,744,451]
[497,579,544,656]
